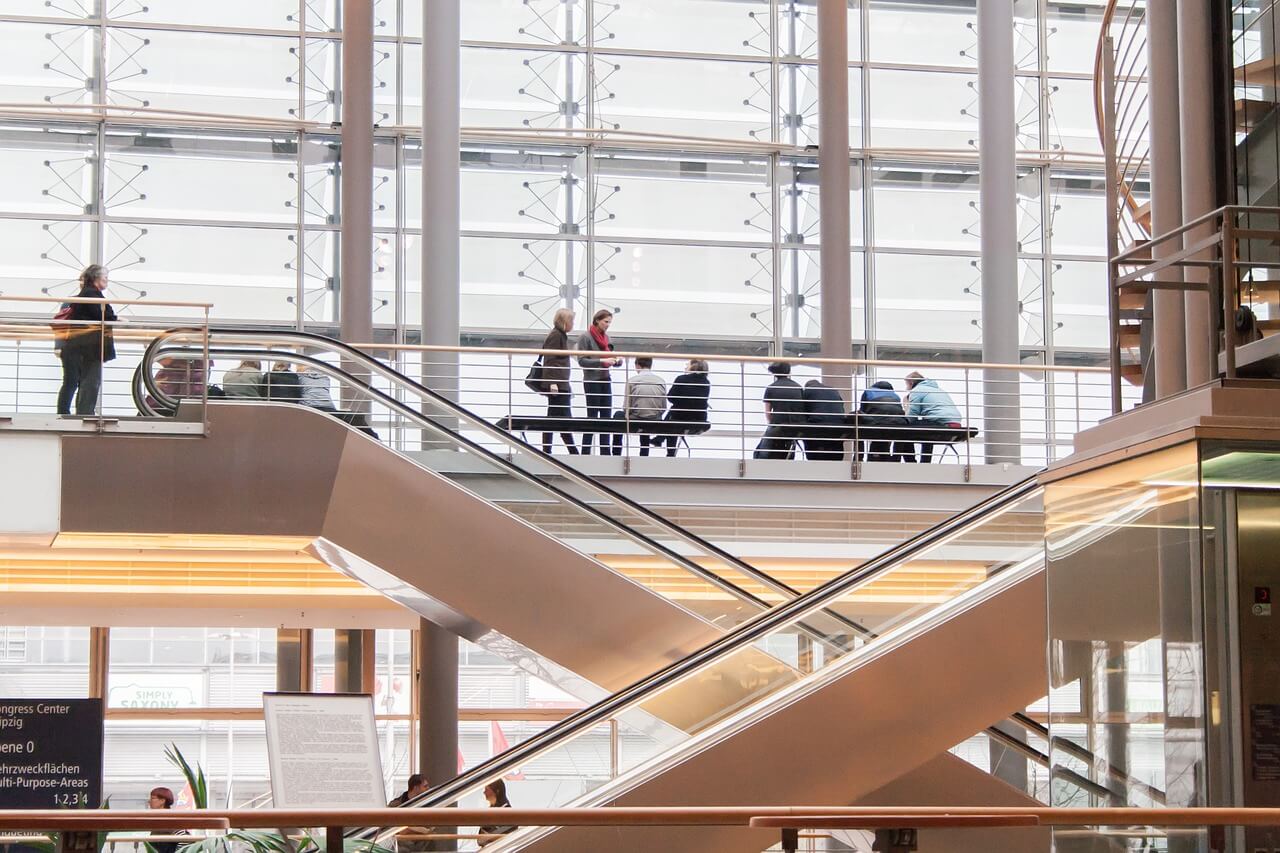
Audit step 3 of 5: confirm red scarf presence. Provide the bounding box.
[589,323,610,353]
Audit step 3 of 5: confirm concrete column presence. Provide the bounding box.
[422,0,462,403]
[275,628,313,692]
[334,629,376,694]
[1178,0,1215,387]
[339,0,375,346]
[417,618,458,849]
[978,0,1021,463]
[817,0,853,413]
[1147,0,1187,398]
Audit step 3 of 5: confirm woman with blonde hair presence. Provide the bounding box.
[539,308,578,454]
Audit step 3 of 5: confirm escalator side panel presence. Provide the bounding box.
[59,403,726,694]
[320,430,725,692]
[60,402,345,537]
[517,570,1047,853]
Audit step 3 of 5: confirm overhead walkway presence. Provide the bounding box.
[370,477,1157,852]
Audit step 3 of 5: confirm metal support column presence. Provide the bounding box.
[1178,0,1216,387]
[978,0,1021,463]
[1147,0,1187,398]
[276,628,313,693]
[335,629,376,694]
[339,0,375,420]
[417,618,458,849]
[88,627,109,699]
[817,0,853,417]
[422,0,462,406]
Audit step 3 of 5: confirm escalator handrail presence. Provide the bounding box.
[1006,711,1167,805]
[140,329,875,644]
[379,474,1045,817]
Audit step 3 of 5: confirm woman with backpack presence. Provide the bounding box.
[56,264,116,416]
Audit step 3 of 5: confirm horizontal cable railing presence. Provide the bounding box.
[0,303,1127,470]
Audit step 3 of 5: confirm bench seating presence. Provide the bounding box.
[497,416,711,438]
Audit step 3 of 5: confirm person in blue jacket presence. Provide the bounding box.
[905,371,962,463]
[856,380,911,462]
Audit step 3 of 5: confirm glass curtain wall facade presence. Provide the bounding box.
[0,0,1111,361]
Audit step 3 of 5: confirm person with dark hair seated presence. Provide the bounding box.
[800,378,846,461]
[856,380,912,462]
[662,358,711,457]
[753,361,804,460]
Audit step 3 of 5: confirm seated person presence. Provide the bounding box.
[904,371,962,464]
[753,362,804,460]
[222,360,265,398]
[856,380,912,462]
[662,358,711,457]
[800,378,846,461]
[612,356,668,456]
[264,361,303,402]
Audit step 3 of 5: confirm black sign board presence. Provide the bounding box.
[1252,703,1280,782]
[0,699,104,808]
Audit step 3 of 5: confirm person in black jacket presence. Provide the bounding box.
[800,378,846,461]
[753,362,804,460]
[539,308,578,455]
[662,358,711,457]
[478,779,514,847]
[264,361,303,402]
[57,264,117,416]
[856,380,912,462]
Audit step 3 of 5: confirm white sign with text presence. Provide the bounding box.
[262,693,385,808]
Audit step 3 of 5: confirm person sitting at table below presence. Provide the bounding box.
[661,358,711,457]
[612,356,667,456]
[264,360,302,402]
[388,774,435,853]
[222,360,265,398]
[478,779,515,847]
[904,371,962,464]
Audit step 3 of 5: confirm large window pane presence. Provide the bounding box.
[594,242,772,338]
[607,0,770,56]
[874,252,981,346]
[868,0,976,67]
[462,47,587,130]
[0,218,89,299]
[460,235,586,331]
[0,627,89,697]
[104,222,301,320]
[119,1,302,30]
[1051,259,1108,350]
[0,125,97,216]
[106,30,301,121]
[104,129,299,224]
[107,627,277,708]
[595,152,770,243]
[0,22,94,105]
[869,69,978,149]
[458,146,586,237]
[595,55,769,140]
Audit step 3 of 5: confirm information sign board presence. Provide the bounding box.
[0,699,104,809]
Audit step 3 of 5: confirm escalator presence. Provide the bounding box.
[361,475,1161,852]
[108,329,865,707]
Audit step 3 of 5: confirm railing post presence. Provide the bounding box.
[1101,34,1123,415]
[610,717,620,779]
[623,359,631,464]
[1223,208,1237,380]
[324,826,343,853]
[964,368,971,479]
[507,353,515,460]
[739,361,747,477]
[201,308,210,434]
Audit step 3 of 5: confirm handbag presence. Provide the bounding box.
[525,357,550,395]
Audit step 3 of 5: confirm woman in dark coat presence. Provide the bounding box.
[478,779,514,847]
[575,308,618,455]
[57,264,116,416]
[662,358,711,457]
[540,308,578,455]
